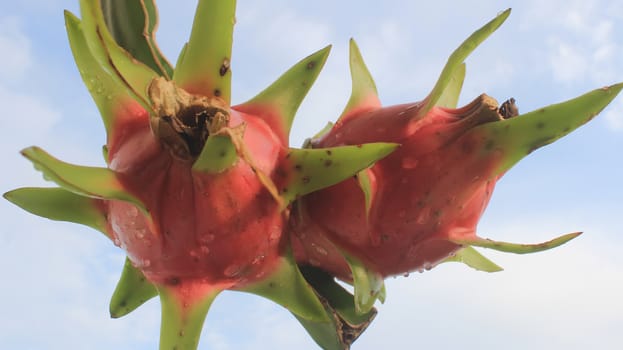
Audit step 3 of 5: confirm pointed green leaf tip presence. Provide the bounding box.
[278,142,398,206]
[236,45,332,146]
[418,9,510,118]
[338,39,381,123]
[452,232,582,254]
[110,257,158,318]
[20,146,145,212]
[101,0,173,78]
[192,134,238,173]
[173,0,236,103]
[442,246,503,272]
[479,83,623,176]
[3,187,107,234]
[236,249,329,322]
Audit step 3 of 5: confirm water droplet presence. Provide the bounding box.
[416,207,431,224]
[135,229,146,239]
[311,243,328,256]
[112,237,122,247]
[251,254,266,265]
[471,175,481,182]
[224,264,242,278]
[189,250,200,260]
[200,233,216,244]
[407,244,419,258]
[199,245,210,254]
[127,206,138,218]
[401,157,418,169]
[424,263,433,271]
[141,259,151,268]
[268,227,281,242]
[403,272,410,277]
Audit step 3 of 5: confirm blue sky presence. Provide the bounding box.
[1,0,622,349]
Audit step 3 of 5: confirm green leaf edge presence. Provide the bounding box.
[279,143,399,205]
[235,45,332,146]
[417,8,510,118]
[452,232,582,254]
[441,245,503,272]
[101,0,173,78]
[21,146,146,212]
[110,257,159,318]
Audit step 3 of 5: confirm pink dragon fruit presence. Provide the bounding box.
[3,1,393,348]
[290,9,623,313]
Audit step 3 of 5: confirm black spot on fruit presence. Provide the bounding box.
[166,276,181,286]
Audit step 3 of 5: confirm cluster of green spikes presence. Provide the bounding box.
[3,1,623,350]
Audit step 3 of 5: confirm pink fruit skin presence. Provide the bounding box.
[291,97,503,280]
[104,101,287,289]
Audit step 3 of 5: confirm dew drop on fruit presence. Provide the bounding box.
[135,228,146,239]
[199,233,216,244]
[268,227,280,242]
[189,250,199,260]
[224,264,242,277]
[199,245,210,254]
[402,157,418,169]
[311,243,328,256]
[416,207,431,224]
[251,254,266,265]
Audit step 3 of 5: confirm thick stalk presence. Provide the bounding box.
[158,283,221,350]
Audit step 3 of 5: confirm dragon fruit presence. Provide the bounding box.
[290,9,623,313]
[3,1,394,348]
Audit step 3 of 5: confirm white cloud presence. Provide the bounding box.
[603,94,623,131]
[0,17,32,82]
[521,0,621,84]
[237,5,332,63]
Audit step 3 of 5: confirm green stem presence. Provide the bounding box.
[158,284,220,350]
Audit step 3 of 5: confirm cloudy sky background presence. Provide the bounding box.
[1,0,622,349]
